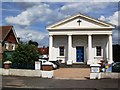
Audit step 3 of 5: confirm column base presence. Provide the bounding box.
[108,60,114,64]
[67,60,73,65]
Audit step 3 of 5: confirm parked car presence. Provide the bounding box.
[112,62,120,72]
[39,59,57,69]
[50,60,62,69]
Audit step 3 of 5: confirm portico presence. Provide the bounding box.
[47,13,114,65]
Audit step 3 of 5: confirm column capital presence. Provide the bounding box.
[67,34,72,36]
[108,34,112,36]
[87,34,92,36]
[49,34,53,36]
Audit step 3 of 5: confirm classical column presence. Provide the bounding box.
[87,34,92,65]
[108,34,113,64]
[106,39,109,62]
[67,34,72,65]
[49,35,53,60]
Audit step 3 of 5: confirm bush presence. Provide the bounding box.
[112,62,120,72]
[10,43,39,69]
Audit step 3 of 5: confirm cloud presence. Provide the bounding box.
[15,27,48,46]
[99,11,119,44]
[99,11,119,26]
[14,2,40,9]
[4,2,119,45]
[112,27,120,44]
[5,2,114,27]
[60,2,113,15]
[5,3,68,26]
[2,0,120,2]
[5,3,50,26]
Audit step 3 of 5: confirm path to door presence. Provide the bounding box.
[54,68,90,80]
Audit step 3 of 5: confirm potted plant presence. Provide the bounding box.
[3,60,12,69]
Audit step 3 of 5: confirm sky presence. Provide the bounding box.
[1,1,119,47]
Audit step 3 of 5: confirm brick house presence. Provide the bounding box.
[0,26,19,60]
[38,46,49,59]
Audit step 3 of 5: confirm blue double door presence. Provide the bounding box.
[76,46,84,62]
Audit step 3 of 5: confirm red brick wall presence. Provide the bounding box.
[4,29,17,43]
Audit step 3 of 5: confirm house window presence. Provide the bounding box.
[4,43,8,49]
[11,44,15,50]
[96,46,101,56]
[59,46,64,56]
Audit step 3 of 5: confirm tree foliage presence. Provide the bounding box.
[10,43,39,69]
[28,40,38,47]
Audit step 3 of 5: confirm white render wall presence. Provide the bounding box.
[51,35,108,64]
[92,35,108,63]
[49,30,112,35]
[72,35,88,63]
[53,35,68,63]
[54,17,103,29]
[47,13,113,65]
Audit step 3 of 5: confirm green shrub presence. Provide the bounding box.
[10,43,39,69]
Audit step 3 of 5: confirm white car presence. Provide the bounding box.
[39,59,57,69]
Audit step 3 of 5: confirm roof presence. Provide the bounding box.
[47,13,115,30]
[0,26,18,43]
[38,47,49,55]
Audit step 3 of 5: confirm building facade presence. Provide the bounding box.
[0,26,18,60]
[47,13,115,65]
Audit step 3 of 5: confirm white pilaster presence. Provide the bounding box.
[108,34,113,64]
[67,34,72,65]
[49,35,53,60]
[106,39,109,62]
[87,34,93,65]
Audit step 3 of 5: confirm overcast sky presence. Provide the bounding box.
[1,1,119,47]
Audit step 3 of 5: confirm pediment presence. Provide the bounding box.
[47,13,114,30]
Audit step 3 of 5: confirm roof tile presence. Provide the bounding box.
[0,26,13,41]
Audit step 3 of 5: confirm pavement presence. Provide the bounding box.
[2,76,120,90]
[54,68,90,79]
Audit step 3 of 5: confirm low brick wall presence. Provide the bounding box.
[0,68,120,79]
[0,68,41,77]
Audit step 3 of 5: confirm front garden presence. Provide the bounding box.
[3,43,39,69]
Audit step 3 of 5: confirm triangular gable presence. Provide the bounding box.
[47,13,115,30]
[4,29,18,43]
[1,26,19,43]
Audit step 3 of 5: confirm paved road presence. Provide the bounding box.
[2,76,120,90]
[2,87,119,90]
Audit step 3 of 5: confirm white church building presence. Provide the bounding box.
[47,13,115,65]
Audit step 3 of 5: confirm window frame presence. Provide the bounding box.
[11,43,15,50]
[59,46,65,56]
[4,42,9,49]
[96,46,102,56]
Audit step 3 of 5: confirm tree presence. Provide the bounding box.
[10,43,39,69]
[28,40,38,47]
[113,44,120,62]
